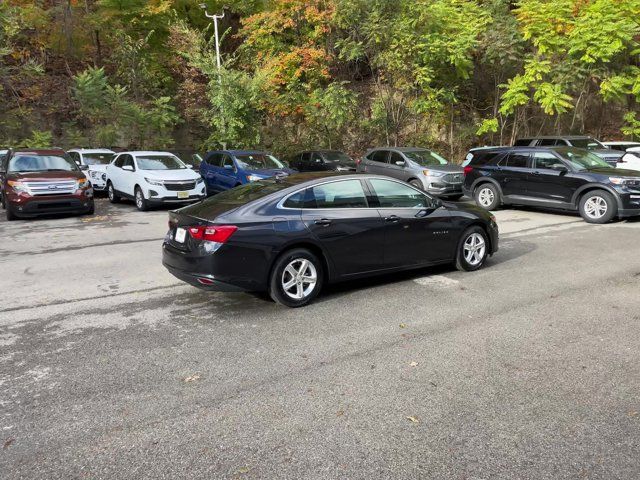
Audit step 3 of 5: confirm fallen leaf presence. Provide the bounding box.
[237,466,251,474]
[409,362,419,367]
[628,410,638,417]
[183,374,201,383]
[336,409,345,417]
[3,438,15,450]
[399,323,406,328]
[406,416,420,424]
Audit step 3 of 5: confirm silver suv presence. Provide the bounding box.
[357,147,464,199]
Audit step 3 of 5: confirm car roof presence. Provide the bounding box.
[604,141,640,145]
[519,135,596,140]
[68,148,115,153]
[117,151,177,156]
[367,146,433,153]
[206,150,267,155]
[10,148,67,155]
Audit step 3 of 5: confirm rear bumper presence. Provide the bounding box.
[163,263,246,292]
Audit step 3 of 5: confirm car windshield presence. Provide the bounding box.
[404,150,448,166]
[559,149,612,170]
[83,153,115,165]
[322,151,355,165]
[136,155,186,170]
[570,138,605,150]
[8,154,78,173]
[235,154,284,170]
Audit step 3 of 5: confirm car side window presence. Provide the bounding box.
[389,152,405,166]
[308,180,368,208]
[533,152,564,170]
[222,155,235,170]
[113,155,124,168]
[283,189,309,208]
[68,152,80,164]
[206,153,222,166]
[513,139,532,146]
[537,139,558,146]
[301,152,311,164]
[311,152,323,164]
[123,155,135,170]
[369,150,389,163]
[369,179,431,208]
[501,153,530,168]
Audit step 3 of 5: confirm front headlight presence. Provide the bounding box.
[77,178,91,189]
[145,177,164,186]
[609,177,634,186]
[246,175,263,182]
[196,177,204,185]
[7,180,30,194]
[423,170,445,177]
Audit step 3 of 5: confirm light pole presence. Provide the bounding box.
[199,3,224,83]
[199,3,226,149]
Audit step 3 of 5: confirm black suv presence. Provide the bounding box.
[514,136,623,166]
[463,146,640,223]
[288,150,357,172]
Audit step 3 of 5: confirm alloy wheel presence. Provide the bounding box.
[281,258,318,300]
[478,188,494,208]
[108,184,114,201]
[583,196,607,219]
[463,232,486,266]
[136,190,143,209]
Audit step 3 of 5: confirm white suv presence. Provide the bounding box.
[106,151,205,211]
[67,149,116,192]
[617,147,640,172]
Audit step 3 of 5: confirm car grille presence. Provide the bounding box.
[442,173,464,184]
[24,180,77,196]
[163,181,196,191]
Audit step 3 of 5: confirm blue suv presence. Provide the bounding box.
[200,150,295,194]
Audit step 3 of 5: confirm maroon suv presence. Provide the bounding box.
[0,149,94,221]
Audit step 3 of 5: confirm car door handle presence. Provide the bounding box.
[314,218,332,227]
[384,215,400,223]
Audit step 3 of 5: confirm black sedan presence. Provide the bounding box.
[162,174,499,307]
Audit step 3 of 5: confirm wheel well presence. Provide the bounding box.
[467,221,493,253]
[474,181,498,194]
[269,242,331,284]
[576,186,615,206]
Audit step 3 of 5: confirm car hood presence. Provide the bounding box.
[87,164,108,172]
[7,171,84,181]
[246,167,296,177]
[142,169,201,181]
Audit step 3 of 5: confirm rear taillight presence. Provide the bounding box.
[463,166,473,176]
[187,225,237,243]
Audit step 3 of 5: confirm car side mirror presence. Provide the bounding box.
[395,161,405,167]
[79,164,89,171]
[223,164,234,170]
[186,164,193,169]
[551,164,568,173]
[122,165,134,172]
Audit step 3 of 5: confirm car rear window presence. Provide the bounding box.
[182,179,295,219]
[513,138,532,146]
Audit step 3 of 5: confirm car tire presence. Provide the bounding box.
[6,203,17,221]
[409,179,423,190]
[474,183,500,210]
[455,226,489,272]
[86,203,95,215]
[135,186,148,212]
[269,248,324,308]
[107,182,120,204]
[579,190,617,224]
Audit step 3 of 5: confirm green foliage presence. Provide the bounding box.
[21,130,53,148]
[1,0,640,152]
[622,112,640,139]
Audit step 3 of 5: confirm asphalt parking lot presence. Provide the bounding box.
[2,197,640,479]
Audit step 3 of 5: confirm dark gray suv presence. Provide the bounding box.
[357,147,464,199]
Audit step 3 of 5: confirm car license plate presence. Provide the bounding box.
[177,191,189,199]
[175,227,186,243]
